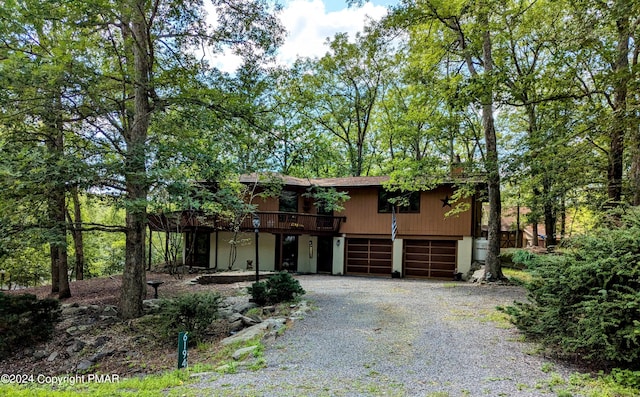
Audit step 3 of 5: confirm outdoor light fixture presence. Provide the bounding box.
[253,214,260,283]
[336,239,341,247]
[309,240,313,258]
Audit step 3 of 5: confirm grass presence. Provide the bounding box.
[0,335,268,397]
[0,370,193,397]
[502,267,534,284]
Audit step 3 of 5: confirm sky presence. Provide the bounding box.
[210,0,398,73]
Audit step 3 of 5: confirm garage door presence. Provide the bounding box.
[346,238,392,276]
[403,240,456,279]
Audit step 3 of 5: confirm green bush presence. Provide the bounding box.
[511,249,537,268]
[248,272,305,305]
[503,209,640,368]
[158,292,223,345]
[0,293,61,355]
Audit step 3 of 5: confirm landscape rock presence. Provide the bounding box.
[93,336,111,348]
[89,349,115,362]
[232,345,258,361]
[47,351,59,362]
[290,301,310,319]
[33,350,48,360]
[103,305,118,316]
[76,360,95,372]
[62,306,88,316]
[221,318,286,345]
[66,325,91,336]
[229,320,244,333]
[240,314,261,326]
[66,340,86,354]
[227,313,243,323]
[232,302,258,314]
[469,266,486,283]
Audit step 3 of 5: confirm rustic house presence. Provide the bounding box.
[149,174,486,279]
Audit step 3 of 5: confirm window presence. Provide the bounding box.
[279,190,298,213]
[378,189,420,213]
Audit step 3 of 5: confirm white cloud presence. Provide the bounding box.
[277,0,388,64]
[207,0,389,73]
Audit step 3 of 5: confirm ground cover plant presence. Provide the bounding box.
[503,208,640,368]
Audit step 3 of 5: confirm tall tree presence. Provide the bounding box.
[291,31,392,176]
[387,0,504,279]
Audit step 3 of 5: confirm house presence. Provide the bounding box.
[148,174,486,279]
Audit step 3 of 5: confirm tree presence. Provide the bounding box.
[291,31,393,176]
[386,0,504,279]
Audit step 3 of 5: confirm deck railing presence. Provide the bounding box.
[149,210,345,234]
[240,212,345,234]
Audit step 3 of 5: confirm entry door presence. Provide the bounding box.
[317,236,333,273]
[186,232,210,267]
[276,235,298,272]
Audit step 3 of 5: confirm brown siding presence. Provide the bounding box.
[338,186,472,237]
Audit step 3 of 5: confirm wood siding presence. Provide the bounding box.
[337,186,472,237]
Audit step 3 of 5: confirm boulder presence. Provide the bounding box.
[221,318,286,345]
[232,302,258,314]
[232,345,258,361]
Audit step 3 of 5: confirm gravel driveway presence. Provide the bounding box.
[190,275,579,397]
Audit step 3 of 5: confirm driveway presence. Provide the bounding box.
[190,275,578,397]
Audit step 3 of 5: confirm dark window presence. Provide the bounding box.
[378,189,420,213]
[279,191,298,213]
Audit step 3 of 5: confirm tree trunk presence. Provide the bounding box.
[478,7,503,281]
[70,186,85,280]
[607,3,630,205]
[119,0,151,320]
[46,99,70,298]
[49,245,59,294]
[543,176,556,246]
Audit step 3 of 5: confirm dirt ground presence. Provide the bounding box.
[1,272,253,377]
[4,271,243,306]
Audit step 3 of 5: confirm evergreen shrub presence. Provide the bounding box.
[248,272,305,305]
[159,292,223,345]
[0,293,61,355]
[503,209,640,368]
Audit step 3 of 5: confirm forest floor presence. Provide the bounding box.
[1,271,253,377]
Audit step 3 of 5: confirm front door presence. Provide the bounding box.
[317,236,333,273]
[276,234,298,272]
[186,232,210,267]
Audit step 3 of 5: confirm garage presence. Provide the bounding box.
[346,238,393,276]
[403,240,457,279]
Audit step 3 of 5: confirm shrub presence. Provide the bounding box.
[511,249,537,268]
[158,292,223,345]
[0,293,61,355]
[248,272,305,305]
[503,209,640,368]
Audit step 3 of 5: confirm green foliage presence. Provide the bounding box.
[158,292,223,345]
[248,272,305,305]
[0,293,61,355]
[503,209,640,368]
[303,186,350,212]
[511,249,537,268]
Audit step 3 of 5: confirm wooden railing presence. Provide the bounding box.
[149,210,345,235]
[241,212,345,234]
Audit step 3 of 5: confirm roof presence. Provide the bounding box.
[239,173,390,188]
